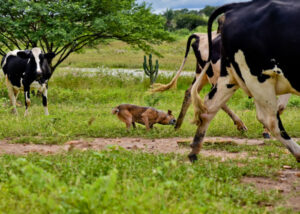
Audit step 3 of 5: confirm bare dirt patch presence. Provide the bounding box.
[0,137,255,160]
[242,170,300,211]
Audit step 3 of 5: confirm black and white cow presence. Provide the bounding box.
[1,48,55,116]
[190,0,300,162]
[152,32,248,132]
[153,31,290,138]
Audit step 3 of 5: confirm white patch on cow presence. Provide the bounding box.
[42,87,49,115]
[262,65,282,76]
[31,81,44,92]
[31,47,42,74]
[277,94,291,113]
[233,50,300,96]
[2,49,21,68]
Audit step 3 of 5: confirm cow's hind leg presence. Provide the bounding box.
[24,86,31,117]
[261,94,291,139]
[254,96,300,162]
[221,104,247,131]
[175,75,208,130]
[175,84,193,130]
[5,76,18,114]
[42,84,49,115]
[189,75,238,162]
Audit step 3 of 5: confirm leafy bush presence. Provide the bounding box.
[176,14,207,31]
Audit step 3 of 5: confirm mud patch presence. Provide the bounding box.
[242,170,300,211]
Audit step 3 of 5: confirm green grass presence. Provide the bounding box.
[60,37,198,71]
[0,147,298,213]
[0,70,299,144]
[59,25,218,71]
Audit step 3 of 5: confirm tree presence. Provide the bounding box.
[163,9,174,31]
[175,14,207,31]
[200,6,217,17]
[0,0,173,71]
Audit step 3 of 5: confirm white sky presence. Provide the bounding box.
[137,0,250,13]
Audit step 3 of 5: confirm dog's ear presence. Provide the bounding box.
[168,110,172,115]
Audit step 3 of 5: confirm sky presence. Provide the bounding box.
[137,0,250,13]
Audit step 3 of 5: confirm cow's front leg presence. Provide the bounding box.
[189,74,238,162]
[24,85,31,117]
[42,85,49,116]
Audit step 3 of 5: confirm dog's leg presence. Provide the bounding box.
[132,122,136,129]
[125,122,132,129]
[141,115,150,130]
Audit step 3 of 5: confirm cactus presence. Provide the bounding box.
[143,54,159,85]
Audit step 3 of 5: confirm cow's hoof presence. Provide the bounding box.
[263,132,271,139]
[188,154,198,163]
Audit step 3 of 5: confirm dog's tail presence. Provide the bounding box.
[112,107,119,115]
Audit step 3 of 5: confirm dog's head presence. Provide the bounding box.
[159,110,176,125]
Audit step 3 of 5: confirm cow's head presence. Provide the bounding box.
[17,47,55,80]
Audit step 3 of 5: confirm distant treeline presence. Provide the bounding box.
[162,6,216,31]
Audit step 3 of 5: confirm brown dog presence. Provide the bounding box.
[112,104,176,130]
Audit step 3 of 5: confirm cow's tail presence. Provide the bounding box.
[150,34,199,93]
[112,106,119,115]
[191,3,240,125]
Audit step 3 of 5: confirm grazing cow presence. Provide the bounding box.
[152,32,290,138]
[1,48,55,116]
[190,0,300,162]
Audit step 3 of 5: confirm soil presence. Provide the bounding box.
[0,137,256,159]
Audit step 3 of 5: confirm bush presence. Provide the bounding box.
[176,14,207,31]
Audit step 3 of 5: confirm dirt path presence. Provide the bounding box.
[1,136,299,156]
[0,137,267,157]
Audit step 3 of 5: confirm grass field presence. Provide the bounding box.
[0,35,300,213]
[60,37,197,71]
[0,144,299,213]
[0,70,299,144]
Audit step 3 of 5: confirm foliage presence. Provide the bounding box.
[143,54,159,85]
[176,14,208,31]
[200,6,217,17]
[0,0,173,71]
[162,6,217,31]
[0,147,298,213]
